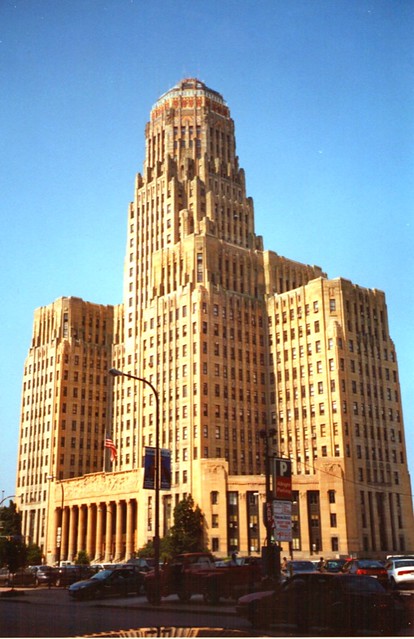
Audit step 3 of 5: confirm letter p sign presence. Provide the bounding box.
[273,457,292,500]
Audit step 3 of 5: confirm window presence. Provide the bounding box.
[212,514,219,528]
[328,490,336,503]
[211,491,218,504]
[330,513,337,527]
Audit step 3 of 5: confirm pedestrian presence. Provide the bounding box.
[281,556,288,573]
[230,551,238,565]
[318,556,325,571]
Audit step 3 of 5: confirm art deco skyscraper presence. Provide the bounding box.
[16,79,414,560]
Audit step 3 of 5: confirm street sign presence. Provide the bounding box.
[262,501,275,528]
[273,500,292,542]
[271,457,292,500]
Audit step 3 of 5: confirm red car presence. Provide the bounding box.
[342,559,388,586]
[236,572,406,633]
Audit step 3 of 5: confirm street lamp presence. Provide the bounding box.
[47,475,64,566]
[260,427,277,580]
[109,367,161,604]
[0,495,16,508]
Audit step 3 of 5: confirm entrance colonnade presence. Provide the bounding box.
[49,498,138,564]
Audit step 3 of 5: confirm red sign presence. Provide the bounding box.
[271,458,292,500]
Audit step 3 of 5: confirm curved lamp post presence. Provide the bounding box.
[0,495,16,508]
[260,427,277,579]
[109,367,161,604]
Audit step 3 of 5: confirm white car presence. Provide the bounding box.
[385,557,414,589]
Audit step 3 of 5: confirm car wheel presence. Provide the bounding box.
[296,615,310,632]
[251,610,270,630]
[146,590,158,604]
[203,589,219,605]
[178,589,191,602]
[389,577,397,590]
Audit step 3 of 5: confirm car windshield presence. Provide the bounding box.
[358,560,383,569]
[395,560,414,568]
[90,569,113,580]
[342,576,384,593]
[291,561,315,570]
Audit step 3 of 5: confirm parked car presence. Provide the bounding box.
[236,572,406,633]
[125,557,156,572]
[68,566,145,600]
[342,559,388,586]
[0,567,37,587]
[55,564,96,587]
[284,560,318,576]
[91,563,122,571]
[385,557,414,589]
[324,558,348,573]
[32,565,58,586]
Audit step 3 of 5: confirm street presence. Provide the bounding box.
[0,587,253,638]
[0,586,413,637]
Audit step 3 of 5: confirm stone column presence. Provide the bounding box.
[115,500,124,561]
[95,504,104,561]
[104,503,113,562]
[61,506,69,562]
[86,503,95,560]
[125,500,134,560]
[67,506,77,562]
[50,508,59,564]
[77,504,86,556]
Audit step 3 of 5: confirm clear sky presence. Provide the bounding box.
[1,0,413,505]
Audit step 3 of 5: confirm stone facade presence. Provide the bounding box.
[16,79,414,562]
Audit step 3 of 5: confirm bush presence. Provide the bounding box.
[74,550,90,565]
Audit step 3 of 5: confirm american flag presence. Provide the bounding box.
[105,433,117,463]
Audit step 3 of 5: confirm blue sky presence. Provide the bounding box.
[1,0,413,504]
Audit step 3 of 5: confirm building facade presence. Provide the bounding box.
[16,79,414,562]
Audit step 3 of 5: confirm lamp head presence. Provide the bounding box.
[109,368,123,377]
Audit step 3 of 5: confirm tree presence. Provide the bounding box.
[74,550,90,565]
[26,543,42,566]
[168,495,206,555]
[0,501,21,537]
[136,496,206,561]
[137,536,173,562]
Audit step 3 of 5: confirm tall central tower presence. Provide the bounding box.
[111,78,323,525]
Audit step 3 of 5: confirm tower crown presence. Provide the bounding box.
[151,78,229,120]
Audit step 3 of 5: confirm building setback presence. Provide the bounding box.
[16,79,414,562]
